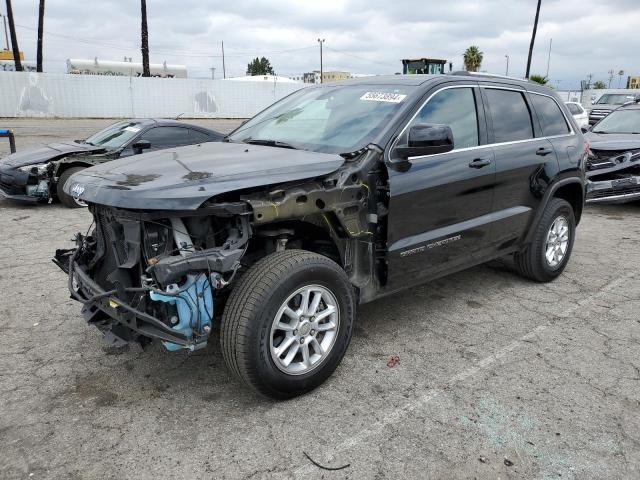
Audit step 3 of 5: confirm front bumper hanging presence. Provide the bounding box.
[53,248,211,350]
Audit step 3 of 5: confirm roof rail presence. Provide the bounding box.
[449,71,527,82]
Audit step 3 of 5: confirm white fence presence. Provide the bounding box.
[0,72,305,119]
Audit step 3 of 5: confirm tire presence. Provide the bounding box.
[220,250,356,399]
[514,198,576,282]
[56,167,87,208]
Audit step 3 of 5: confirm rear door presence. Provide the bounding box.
[480,85,560,252]
[385,83,496,290]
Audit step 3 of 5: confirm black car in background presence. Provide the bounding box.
[0,119,223,207]
[55,73,586,398]
[584,102,640,204]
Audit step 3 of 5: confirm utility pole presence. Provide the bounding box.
[5,0,22,71]
[525,0,541,79]
[221,41,226,79]
[617,70,624,88]
[607,69,614,88]
[1,14,9,51]
[586,73,593,90]
[545,37,552,78]
[504,54,509,76]
[317,38,325,83]
[140,0,150,77]
[210,67,216,79]
[36,0,45,72]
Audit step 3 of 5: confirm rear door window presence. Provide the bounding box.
[140,127,191,148]
[566,103,583,115]
[484,89,534,143]
[531,94,571,136]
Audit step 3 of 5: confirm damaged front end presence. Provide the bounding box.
[54,202,250,351]
[586,148,640,204]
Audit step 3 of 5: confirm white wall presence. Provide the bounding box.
[0,72,306,119]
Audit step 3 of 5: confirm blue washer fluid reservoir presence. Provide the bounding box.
[150,273,218,351]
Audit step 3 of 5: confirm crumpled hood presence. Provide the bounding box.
[64,141,345,210]
[585,132,640,152]
[0,141,106,168]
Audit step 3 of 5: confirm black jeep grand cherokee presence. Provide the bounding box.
[55,73,587,399]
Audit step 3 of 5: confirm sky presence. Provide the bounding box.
[3,0,639,89]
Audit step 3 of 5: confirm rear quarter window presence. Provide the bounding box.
[531,94,571,136]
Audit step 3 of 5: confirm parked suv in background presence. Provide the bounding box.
[55,73,586,399]
[588,93,640,125]
[566,101,588,130]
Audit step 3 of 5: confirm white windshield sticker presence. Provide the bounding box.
[360,91,407,103]
[124,126,141,133]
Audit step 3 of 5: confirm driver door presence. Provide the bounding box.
[385,85,496,290]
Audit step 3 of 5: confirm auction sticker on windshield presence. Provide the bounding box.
[360,92,407,103]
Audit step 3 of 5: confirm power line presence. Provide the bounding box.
[15,24,316,58]
[323,46,397,69]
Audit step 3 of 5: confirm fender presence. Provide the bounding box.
[524,177,585,244]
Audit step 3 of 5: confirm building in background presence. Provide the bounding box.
[67,58,187,78]
[0,49,24,61]
[224,75,299,83]
[295,70,352,84]
[627,76,640,89]
[401,58,449,75]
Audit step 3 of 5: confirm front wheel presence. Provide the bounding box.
[56,167,88,208]
[220,250,356,399]
[514,198,576,282]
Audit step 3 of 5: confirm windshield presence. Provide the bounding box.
[593,110,640,134]
[596,94,637,105]
[227,84,416,154]
[84,121,144,149]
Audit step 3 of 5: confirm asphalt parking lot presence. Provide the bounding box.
[1,120,639,479]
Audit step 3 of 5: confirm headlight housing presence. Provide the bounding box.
[18,162,50,175]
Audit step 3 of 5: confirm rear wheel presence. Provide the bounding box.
[220,250,355,399]
[56,167,87,208]
[515,198,575,282]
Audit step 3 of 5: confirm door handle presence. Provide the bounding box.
[536,147,554,156]
[469,157,492,168]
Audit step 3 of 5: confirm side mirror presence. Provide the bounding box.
[395,124,454,160]
[581,125,591,134]
[132,140,151,154]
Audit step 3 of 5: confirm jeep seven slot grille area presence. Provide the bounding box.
[590,184,640,199]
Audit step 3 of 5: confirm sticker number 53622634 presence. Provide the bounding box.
[360,91,407,103]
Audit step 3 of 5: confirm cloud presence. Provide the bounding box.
[6,0,639,88]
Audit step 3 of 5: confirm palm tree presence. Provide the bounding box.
[140,0,150,77]
[525,0,542,79]
[5,0,22,71]
[463,46,483,72]
[529,74,548,85]
[36,0,45,72]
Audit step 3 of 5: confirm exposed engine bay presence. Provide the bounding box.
[54,147,390,351]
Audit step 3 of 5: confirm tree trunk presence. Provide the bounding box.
[36,0,45,72]
[140,0,150,77]
[525,0,542,79]
[5,0,22,71]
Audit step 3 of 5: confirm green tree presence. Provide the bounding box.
[529,74,549,85]
[593,80,606,89]
[463,46,483,72]
[246,57,274,76]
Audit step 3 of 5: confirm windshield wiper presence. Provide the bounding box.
[245,139,299,150]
